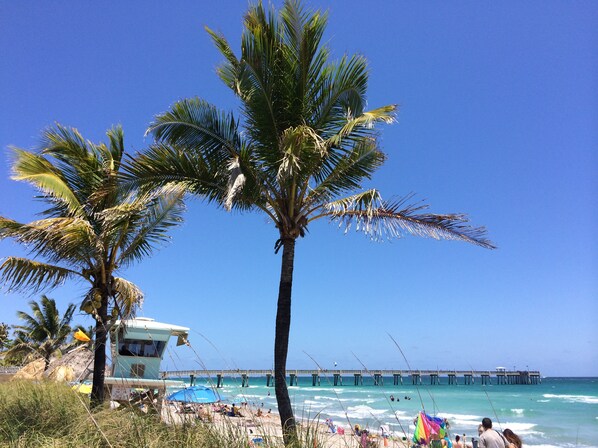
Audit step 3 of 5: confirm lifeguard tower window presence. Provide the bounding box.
[118,338,166,357]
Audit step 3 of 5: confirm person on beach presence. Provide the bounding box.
[454,434,463,448]
[502,429,522,448]
[326,418,337,433]
[479,418,509,448]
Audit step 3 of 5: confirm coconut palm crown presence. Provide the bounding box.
[125,0,495,442]
[6,295,75,370]
[0,124,185,406]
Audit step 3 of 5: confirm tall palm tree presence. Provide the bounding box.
[6,295,75,370]
[0,124,185,407]
[126,0,494,442]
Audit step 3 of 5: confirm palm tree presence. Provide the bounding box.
[0,322,11,352]
[6,295,75,370]
[126,0,495,442]
[0,124,185,407]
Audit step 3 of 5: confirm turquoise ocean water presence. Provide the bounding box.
[177,376,597,448]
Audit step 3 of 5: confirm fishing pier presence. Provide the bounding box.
[161,369,541,387]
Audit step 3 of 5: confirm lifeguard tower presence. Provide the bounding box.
[105,317,189,407]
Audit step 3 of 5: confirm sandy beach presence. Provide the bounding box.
[161,400,410,448]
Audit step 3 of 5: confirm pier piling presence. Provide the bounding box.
[289,373,298,386]
[481,374,490,385]
[312,373,320,386]
[393,373,403,385]
[354,373,363,386]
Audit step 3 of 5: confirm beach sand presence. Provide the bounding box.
[161,400,409,448]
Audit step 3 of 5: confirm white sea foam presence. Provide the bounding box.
[436,412,482,427]
[537,399,550,402]
[302,400,322,405]
[524,445,562,448]
[499,421,539,435]
[314,395,351,402]
[525,443,596,448]
[543,393,598,404]
[325,404,387,420]
[511,408,525,415]
[438,413,483,421]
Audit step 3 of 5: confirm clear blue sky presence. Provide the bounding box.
[1,1,596,376]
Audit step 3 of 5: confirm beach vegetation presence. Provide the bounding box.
[0,125,186,407]
[125,0,494,444]
[0,381,324,448]
[4,295,76,370]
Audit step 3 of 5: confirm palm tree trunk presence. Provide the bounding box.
[274,237,297,445]
[90,294,108,408]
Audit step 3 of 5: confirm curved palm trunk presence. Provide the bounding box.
[274,237,297,445]
[90,294,108,408]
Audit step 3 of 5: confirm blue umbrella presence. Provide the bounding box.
[166,385,222,404]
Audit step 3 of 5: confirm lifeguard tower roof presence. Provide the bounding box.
[115,317,189,338]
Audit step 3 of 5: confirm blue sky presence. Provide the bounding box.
[0,1,596,376]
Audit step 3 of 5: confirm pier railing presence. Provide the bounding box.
[160,369,541,387]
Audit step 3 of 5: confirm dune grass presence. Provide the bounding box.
[0,381,326,448]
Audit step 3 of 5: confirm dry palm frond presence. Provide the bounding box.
[225,157,246,211]
[322,191,495,248]
[112,277,144,318]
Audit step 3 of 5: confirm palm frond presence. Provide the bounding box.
[0,257,80,294]
[308,138,385,202]
[312,54,370,129]
[123,142,223,197]
[147,98,243,165]
[326,105,397,147]
[116,185,186,266]
[279,0,329,119]
[317,191,495,248]
[9,148,82,212]
[39,125,105,204]
[106,125,125,169]
[0,217,96,266]
[112,277,143,318]
[205,26,246,97]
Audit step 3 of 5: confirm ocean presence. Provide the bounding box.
[189,376,597,448]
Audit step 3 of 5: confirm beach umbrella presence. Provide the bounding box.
[413,412,431,445]
[166,385,221,404]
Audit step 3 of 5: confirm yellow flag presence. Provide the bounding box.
[74,329,90,342]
